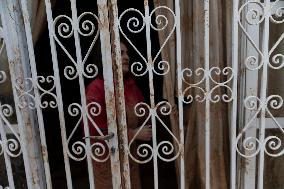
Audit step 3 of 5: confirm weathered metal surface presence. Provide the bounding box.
[0,0,45,188]
[116,1,183,189]
[108,0,132,188]
[0,185,9,189]
[44,0,123,188]
[230,0,239,189]
[97,0,122,188]
[235,1,284,189]
[1,0,283,189]
[43,0,73,188]
[0,102,15,189]
[19,0,54,188]
[174,0,185,188]
[69,0,97,187]
[203,1,210,189]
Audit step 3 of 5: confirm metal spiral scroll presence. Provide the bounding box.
[208,67,233,103]
[155,101,180,162]
[264,95,284,157]
[270,0,284,24]
[119,6,175,77]
[53,12,100,80]
[238,1,265,70]
[15,78,36,109]
[0,26,5,56]
[78,12,100,79]
[0,104,22,157]
[86,102,111,162]
[236,96,262,158]
[129,101,180,163]
[0,71,6,84]
[37,76,58,109]
[269,34,284,69]
[119,8,147,65]
[236,95,284,158]
[66,103,86,161]
[0,140,3,156]
[67,102,110,162]
[182,68,206,103]
[128,102,153,164]
[239,1,284,70]
[0,186,10,189]
[268,0,284,70]
[181,67,233,103]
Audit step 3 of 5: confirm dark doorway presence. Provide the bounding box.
[35,0,177,188]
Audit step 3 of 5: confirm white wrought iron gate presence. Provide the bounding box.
[0,0,283,189]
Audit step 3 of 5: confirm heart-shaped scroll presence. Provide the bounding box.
[118,6,176,77]
[236,95,284,158]
[53,12,100,80]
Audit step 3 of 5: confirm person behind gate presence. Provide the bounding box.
[85,40,152,189]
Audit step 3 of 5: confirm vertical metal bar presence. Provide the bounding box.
[0,1,36,188]
[174,0,185,189]
[19,0,54,188]
[109,0,132,188]
[97,0,122,188]
[258,1,269,189]
[43,0,73,188]
[9,0,53,187]
[204,0,210,189]
[144,1,159,189]
[242,2,259,189]
[69,0,95,188]
[231,1,240,189]
[0,103,15,189]
[9,0,46,186]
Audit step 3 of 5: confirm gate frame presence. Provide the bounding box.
[0,0,46,188]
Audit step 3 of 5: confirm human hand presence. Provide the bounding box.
[135,125,152,141]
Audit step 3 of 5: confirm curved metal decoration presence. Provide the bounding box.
[15,78,36,109]
[117,6,182,163]
[0,26,6,84]
[0,71,6,84]
[0,26,5,56]
[236,0,284,160]
[14,76,58,109]
[0,185,10,189]
[53,12,100,80]
[236,95,284,158]
[238,0,265,70]
[270,0,284,24]
[67,102,111,162]
[119,6,175,77]
[37,76,58,109]
[0,140,3,156]
[238,0,284,71]
[0,104,22,157]
[128,101,181,163]
[182,67,234,103]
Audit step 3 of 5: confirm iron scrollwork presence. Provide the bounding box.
[0,104,22,157]
[53,12,100,80]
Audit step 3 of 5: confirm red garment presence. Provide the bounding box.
[85,76,144,137]
[85,75,144,189]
